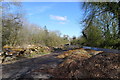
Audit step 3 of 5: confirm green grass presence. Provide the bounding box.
[27,52,49,58]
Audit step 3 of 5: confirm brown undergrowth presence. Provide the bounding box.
[45,48,120,79]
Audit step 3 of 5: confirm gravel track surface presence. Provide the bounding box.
[2,53,63,80]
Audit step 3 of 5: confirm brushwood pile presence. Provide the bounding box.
[31,48,119,79]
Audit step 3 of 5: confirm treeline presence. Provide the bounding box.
[1,2,120,49]
[2,2,68,48]
[71,2,120,49]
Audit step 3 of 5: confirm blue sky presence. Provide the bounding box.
[22,2,85,38]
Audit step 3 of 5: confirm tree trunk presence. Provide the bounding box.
[118,13,120,38]
[82,30,87,39]
[117,2,120,38]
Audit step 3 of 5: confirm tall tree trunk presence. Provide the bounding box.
[117,2,120,38]
[118,13,120,38]
[82,30,87,39]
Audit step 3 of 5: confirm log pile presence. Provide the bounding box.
[1,45,51,63]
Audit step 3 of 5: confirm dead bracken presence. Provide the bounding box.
[49,49,120,79]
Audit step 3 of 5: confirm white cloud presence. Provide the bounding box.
[50,15,67,21]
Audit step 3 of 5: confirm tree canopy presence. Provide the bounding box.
[81,2,120,49]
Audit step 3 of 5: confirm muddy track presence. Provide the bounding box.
[2,53,64,80]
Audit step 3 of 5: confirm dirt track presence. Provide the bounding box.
[2,53,63,80]
[2,49,120,79]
